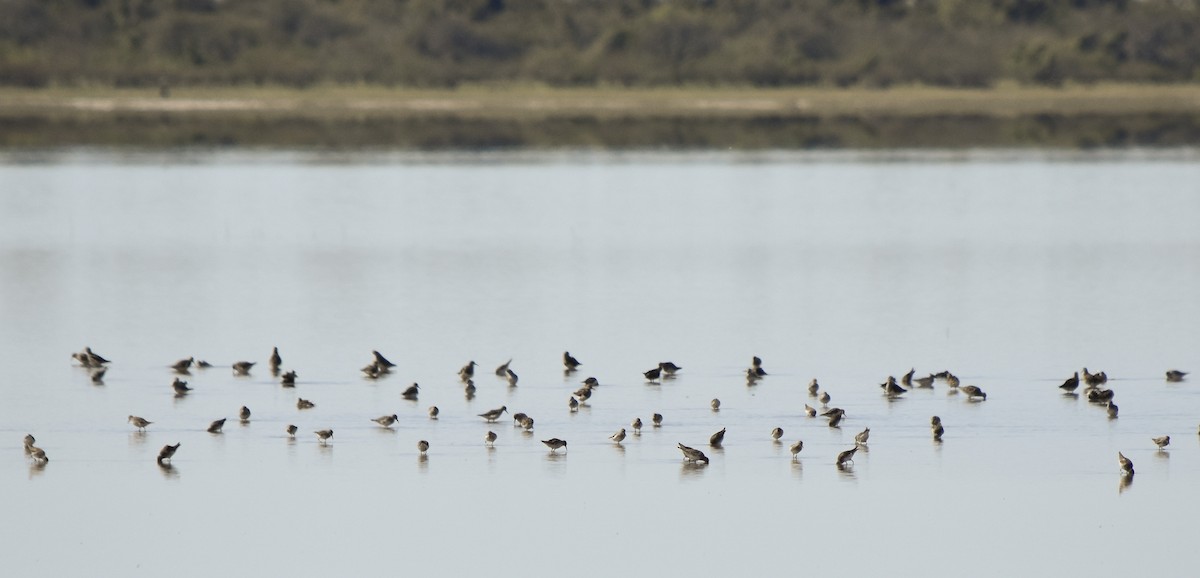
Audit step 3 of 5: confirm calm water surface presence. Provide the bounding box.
[1,150,1198,576]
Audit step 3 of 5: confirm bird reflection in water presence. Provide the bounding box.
[1118,473,1134,495]
[158,463,180,480]
[679,461,708,479]
[417,454,429,471]
[790,459,803,481]
[129,431,148,447]
[28,462,47,480]
[836,463,856,480]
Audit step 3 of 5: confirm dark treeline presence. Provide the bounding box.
[2,0,1199,88]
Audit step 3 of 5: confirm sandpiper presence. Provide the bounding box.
[417,440,429,454]
[913,374,936,388]
[362,362,384,379]
[804,404,817,417]
[902,368,915,387]
[269,347,282,372]
[932,422,945,440]
[542,438,568,453]
[611,428,627,443]
[428,406,440,419]
[459,361,477,382]
[297,398,315,409]
[29,446,48,464]
[1166,370,1188,382]
[582,377,600,388]
[281,371,297,387]
[479,406,508,422]
[372,414,399,428]
[85,346,110,365]
[818,391,831,406]
[573,387,593,403]
[208,418,226,433]
[751,356,767,376]
[286,424,298,437]
[643,367,662,381]
[239,406,251,422]
[771,427,784,441]
[659,362,682,376]
[503,369,518,387]
[157,443,180,464]
[1118,452,1134,475]
[1082,368,1107,387]
[495,359,512,376]
[563,351,582,370]
[315,429,334,444]
[171,357,194,373]
[711,398,721,411]
[745,368,762,383]
[808,379,820,396]
[789,440,803,458]
[931,415,942,427]
[172,378,191,395]
[520,416,535,431]
[828,412,844,428]
[512,412,528,426]
[196,360,212,368]
[821,407,844,418]
[1106,401,1119,418]
[91,368,106,384]
[401,383,420,400]
[23,434,35,452]
[677,443,709,464]
[484,431,497,447]
[1152,436,1170,450]
[836,446,858,466]
[652,413,663,427]
[961,385,987,400]
[1060,372,1080,392]
[372,350,396,368]
[709,428,726,447]
[569,397,579,412]
[128,415,152,431]
[232,361,255,376]
[1086,388,1114,403]
[881,376,906,396]
[854,427,870,445]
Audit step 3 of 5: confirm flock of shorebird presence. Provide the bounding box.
[19,347,1190,479]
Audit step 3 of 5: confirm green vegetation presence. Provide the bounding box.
[2,0,1200,89]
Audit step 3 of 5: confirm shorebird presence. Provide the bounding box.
[709,428,726,447]
[946,374,960,389]
[610,428,627,443]
[821,407,844,418]
[711,398,721,411]
[961,385,987,400]
[563,351,581,370]
[484,431,497,447]
[428,406,439,419]
[914,374,936,388]
[881,377,906,397]
[372,414,399,428]
[85,346,110,365]
[269,347,282,372]
[506,369,519,386]
[172,378,191,395]
[804,404,817,417]
[1087,388,1114,403]
[751,356,767,376]
[643,367,662,381]
[401,383,420,400]
[417,440,429,455]
[808,379,820,396]
[315,429,333,444]
[171,357,194,373]
[582,377,600,388]
[23,434,35,452]
[659,362,682,376]
[72,351,93,367]
[297,398,315,409]
[196,360,212,368]
[1082,368,1107,387]
[790,440,804,458]
[128,415,152,431]
[239,406,251,422]
[29,446,48,464]
[91,368,107,384]
[362,363,384,379]
[232,361,255,376]
[569,397,579,412]
[1060,372,1080,392]
[520,416,535,431]
[495,359,512,376]
[459,361,477,382]
[652,413,663,427]
[818,391,831,406]
[932,422,945,440]
[1106,401,1119,418]
[286,424,298,437]
[542,438,568,453]
[632,417,643,434]
[1166,370,1188,382]
[1152,436,1170,450]
[902,369,915,387]
[854,427,870,445]
[372,350,396,368]
[1118,452,1134,475]
[573,386,593,403]
[280,371,297,387]
[479,406,508,422]
[677,443,709,464]
[157,443,180,464]
[745,368,762,383]
[836,446,858,466]
[828,412,844,428]
[931,415,942,427]
[512,412,528,426]
[771,427,784,441]
[208,418,226,433]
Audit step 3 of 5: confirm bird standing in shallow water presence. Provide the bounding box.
[495,359,512,376]
[372,351,396,369]
[828,412,844,428]
[961,385,987,400]
[709,428,726,447]
[711,398,721,411]
[281,371,297,387]
[808,379,820,397]
[610,428,626,443]
[208,418,226,434]
[1166,370,1188,382]
[269,347,282,373]
[232,361,255,376]
[128,416,152,431]
[652,413,663,427]
[1118,452,1134,475]
[632,418,643,434]
[1106,401,1119,418]
[659,362,682,376]
[372,414,399,428]
[819,391,831,406]
[855,427,870,445]
[315,429,333,444]
[790,440,803,458]
[239,406,251,422]
[902,369,915,387]
[286,425,298,437]
[479,406,508,422]
[484,431,497,447]
[563,351,581,371]
[804,404,816,417]
[459,361,476,382]
[401,383,420,400]
[171,357,193,374]
[643,367,662,381]
[417,440,429,455]
[428,406,439,420]
[29,445,48,464]
[771,427,784,441]
[1152,436,1170,450]
[568,397,579,412]
[505,369,518,387]
[836,446,858,466]
[172,378,191,395]
[297,398,315,409]
[1060,372,1080,393]
[157,443,180,464]
[913,374,936,388]
[542,438,568,453]
[678,443,709,464]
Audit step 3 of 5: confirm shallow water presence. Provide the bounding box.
[1,150,1198,576]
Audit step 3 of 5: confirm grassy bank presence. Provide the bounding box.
[4,84,1200,119]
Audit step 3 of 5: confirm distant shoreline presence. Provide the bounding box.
[4,84,1200,119]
